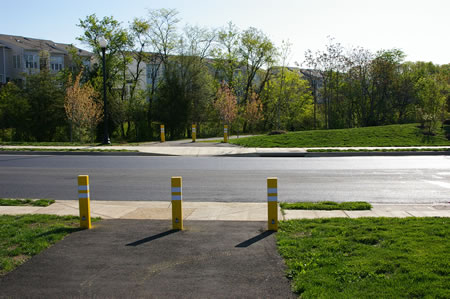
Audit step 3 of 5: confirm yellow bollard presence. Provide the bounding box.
[267,177,278,231]
[224,125,228,143]
[78,175,92,229]
[160,124,165,142]
[192,124,196,142]
[171,176,183,230]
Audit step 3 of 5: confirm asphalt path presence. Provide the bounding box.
[0,154,449,203]
[0,220,294,298]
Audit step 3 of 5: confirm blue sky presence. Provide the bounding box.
[1,0,448,65]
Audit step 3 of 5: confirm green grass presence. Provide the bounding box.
[198,139,223,143]
[280,201,372,210]
[230,123,450,148]
[277,218,450,298]
[0,214,99,275]
[307,148,450,153]
[0,148,138,153]
[0,198,55,207]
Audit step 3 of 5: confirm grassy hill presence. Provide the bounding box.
[230,124,450,148]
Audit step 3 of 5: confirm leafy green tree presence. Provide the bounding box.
[0,83,29,140]
[154,63,190,139]
[155,24,215,139]
[415,76,446,134]
[262,69,313,131]
[239,27,276,105]
[77,14,132,141]
[23,71,66,141]
[119,18,151,140]
[212,22,241,89]
[368,49,405,126]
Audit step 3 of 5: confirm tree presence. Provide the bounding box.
[0,82,29,140]
[239,27,276,105]
[118,18,151,140]
[243,92,263,131]
[154,24,216,139]
[276,40,292,130]
[179,25,216,129]
[212,21,241,89]
[261,70,313,131]
[78,14,132,140]
[368,49,405,126]
[214,83,238,127]
[415,76,446,134]
[65,71,103,142]
[23,70,65,141]
[145,8,180,138]
[154,63,190,139]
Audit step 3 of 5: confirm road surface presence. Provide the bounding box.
[0,154,449,204]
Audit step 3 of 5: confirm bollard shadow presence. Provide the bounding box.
[235,231,275,248]
[126,229,179,247]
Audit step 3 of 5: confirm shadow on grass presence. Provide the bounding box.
[235,231,274,248]
[126,229,179,247]
[36,227,82,237]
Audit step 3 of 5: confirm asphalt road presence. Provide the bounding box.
[0,154,449,204]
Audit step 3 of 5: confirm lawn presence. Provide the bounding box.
[0,198,55,207]
[307,148,450,153]
[280,201,371,210]
[277,218,449,298]
[0,215,95,275]
[230,123,450,147]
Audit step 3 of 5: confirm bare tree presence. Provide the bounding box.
[145,8,180,137]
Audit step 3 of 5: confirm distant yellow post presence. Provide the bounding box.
[171,176,183,230]
[224,125,228,143]
[267,177,278,231]
[160,124,165,142]
[192,124,196,142]
[78,175,92,229]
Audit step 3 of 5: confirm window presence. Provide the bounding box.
[13,55,21,68]
[25,55,35,69]
[50,56,63,72]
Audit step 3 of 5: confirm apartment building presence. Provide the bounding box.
[0,34,92,85]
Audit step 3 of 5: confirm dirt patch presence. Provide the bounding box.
[12,254,29,263]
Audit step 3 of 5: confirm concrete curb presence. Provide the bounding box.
[0,151,176,157]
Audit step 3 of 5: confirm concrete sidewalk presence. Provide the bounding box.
[1,144,450,157]
[1,200,449,220]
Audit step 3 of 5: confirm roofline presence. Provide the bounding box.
[0,33,92,56]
